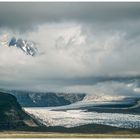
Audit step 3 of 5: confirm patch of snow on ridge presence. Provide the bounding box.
[82,95,125,102]
[24,107,140,128]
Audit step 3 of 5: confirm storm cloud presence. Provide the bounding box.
[0,2,140,30]
[0,2,140,96]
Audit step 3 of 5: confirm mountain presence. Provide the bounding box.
[9,37,38,56]
[10,91,86,107]
[0,92,38,130]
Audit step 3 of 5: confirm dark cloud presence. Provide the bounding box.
[0,2,140,30]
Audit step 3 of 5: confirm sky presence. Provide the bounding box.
[0,2,140,96]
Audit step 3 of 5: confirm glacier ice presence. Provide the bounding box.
[24,107,140,128]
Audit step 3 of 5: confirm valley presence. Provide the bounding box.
[1,90,140,138]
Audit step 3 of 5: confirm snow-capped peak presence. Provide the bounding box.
[9,37,38,56]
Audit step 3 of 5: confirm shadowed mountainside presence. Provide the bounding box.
[0,92,39,129]
[10,91,86,107]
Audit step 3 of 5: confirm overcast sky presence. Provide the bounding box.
[0,2,140,96]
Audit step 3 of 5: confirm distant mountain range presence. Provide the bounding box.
[10,90,86,107]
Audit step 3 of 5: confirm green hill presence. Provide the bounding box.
[0,92,38,130]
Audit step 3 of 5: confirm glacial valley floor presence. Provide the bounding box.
[0,130,140,138]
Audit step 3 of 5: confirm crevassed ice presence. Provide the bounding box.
[24,108,140,128]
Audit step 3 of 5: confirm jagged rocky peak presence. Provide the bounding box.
[9,37,38,56]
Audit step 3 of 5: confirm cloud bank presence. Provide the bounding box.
[0,2,140,96]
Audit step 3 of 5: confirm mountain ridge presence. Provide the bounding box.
[0,92,39,129]
[10,90,86,107]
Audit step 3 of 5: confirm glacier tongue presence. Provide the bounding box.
[24,107,140,129]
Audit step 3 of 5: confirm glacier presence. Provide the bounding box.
[24,107,140,128]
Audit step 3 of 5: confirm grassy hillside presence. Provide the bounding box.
[0,92,38,129]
